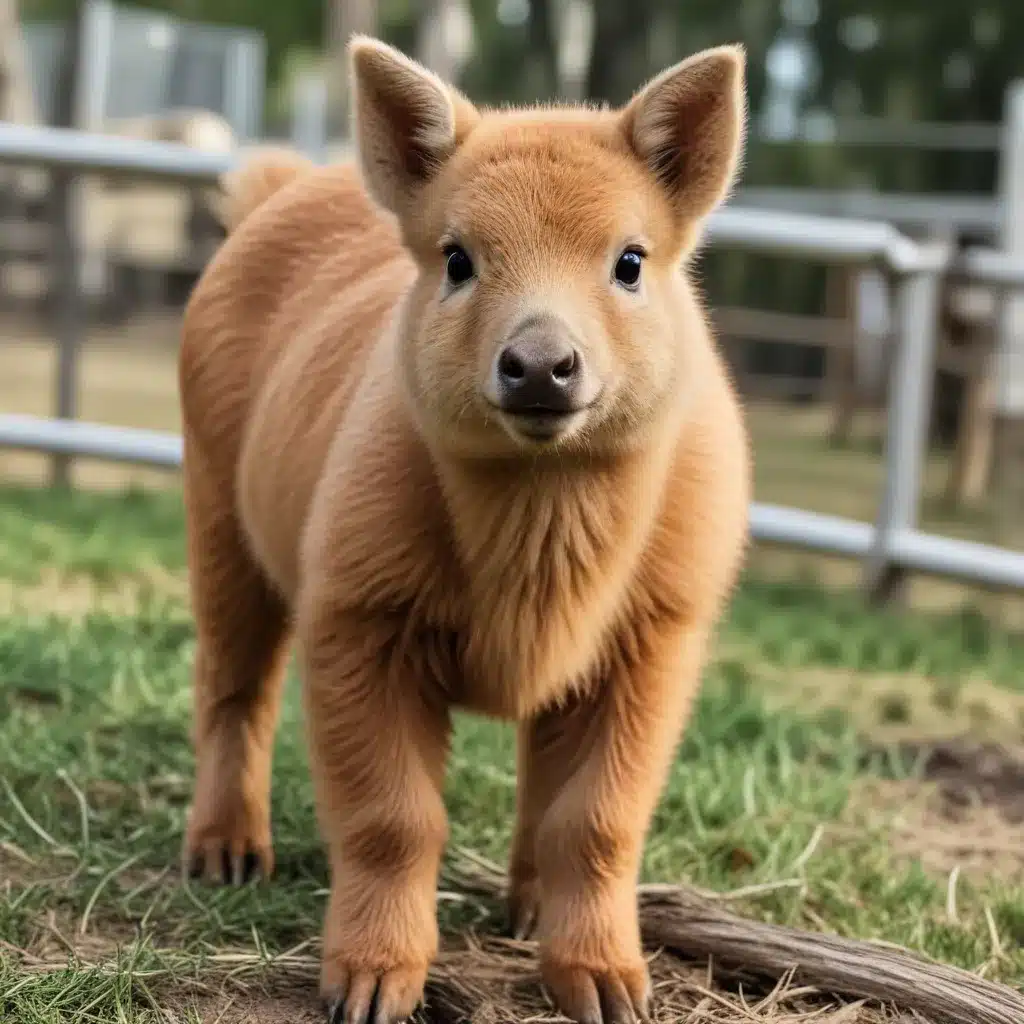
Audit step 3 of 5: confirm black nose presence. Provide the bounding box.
[495,335,584,414]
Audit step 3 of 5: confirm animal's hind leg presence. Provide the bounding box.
[182,437,291,885]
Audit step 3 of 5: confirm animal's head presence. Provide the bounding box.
[349,36,746,459]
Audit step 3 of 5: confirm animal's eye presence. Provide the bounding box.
[444,244,475,286]
[613,248,644,290]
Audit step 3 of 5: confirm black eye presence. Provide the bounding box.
[444,244,475,286]
[613,248,644,290]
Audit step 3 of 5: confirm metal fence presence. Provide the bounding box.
[0,122,1023,598]
[22,0,266,141]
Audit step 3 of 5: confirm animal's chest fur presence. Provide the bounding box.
[302,397,685,723]
[439,459,669,720]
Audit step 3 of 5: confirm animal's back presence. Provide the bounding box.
[179,158,414,593]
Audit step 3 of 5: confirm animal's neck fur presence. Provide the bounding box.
[434,434,678,718]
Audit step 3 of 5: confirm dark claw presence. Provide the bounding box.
[184,846,265,886]
[241,849,261,883]
[323,976,420,1024]
[186,852,204,880]
[323,984,393,1024]
[366,988,381,1024]
[230,849,263,885]
[511,903,537,941]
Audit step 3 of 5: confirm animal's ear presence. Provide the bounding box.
[620,45,746,223]
[348,35,478,215]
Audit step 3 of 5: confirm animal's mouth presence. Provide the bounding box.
[503,409,581,441]
[486,395,602,446]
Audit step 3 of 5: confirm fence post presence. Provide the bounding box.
[76,0,114,131]
[46,5,86,486]
[865,256,946,603]
[290,68,329,163]
[825,264,859,445]
[993,80,1024,545]
[224,32,266,142]
[45,0,116,487]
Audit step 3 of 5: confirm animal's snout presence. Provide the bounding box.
[495,328,584,415]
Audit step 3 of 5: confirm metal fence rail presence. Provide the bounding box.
[0,121,235,181]
[733,187,1002,237]
[0,122,1022,596]
[0,413,183,468]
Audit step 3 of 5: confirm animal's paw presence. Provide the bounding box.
[183,834,272,885]
[541,955,650,1024]
[182,787,273,884]
[321,960,428,1024]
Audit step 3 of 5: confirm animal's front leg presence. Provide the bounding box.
[300,601,451,1024]
[524,626,710,1024]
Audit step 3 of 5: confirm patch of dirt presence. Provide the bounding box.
[11,846,1019,1023]
[6,865,907,1022]
[174,988,321,1024]
[844,777,1024,880]
[913,739,1024,823]
[0,842,82,892]
[16,935,917,1024]
[840,740,1024,881]
[0,842,41,888]
[11,904,140,966]
[424,939,905,1023]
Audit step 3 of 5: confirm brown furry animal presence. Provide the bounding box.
[179,34,751,1024]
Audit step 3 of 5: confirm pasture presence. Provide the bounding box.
[2,481,1024,1021]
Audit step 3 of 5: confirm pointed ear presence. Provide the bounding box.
[348,35,478,216]
[621,45,746,223]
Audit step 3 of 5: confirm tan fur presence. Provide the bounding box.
[216,147,316,232]
[180,35,751,1024]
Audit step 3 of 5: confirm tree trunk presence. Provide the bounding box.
[415,0,474,86]
[586,0,658,105]
[526,0,559,99]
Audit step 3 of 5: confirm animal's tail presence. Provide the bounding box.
[217,148,316,233]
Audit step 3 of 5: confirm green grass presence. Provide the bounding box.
[0,486,186,583]
[2,484,1024,1021]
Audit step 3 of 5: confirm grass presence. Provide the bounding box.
[2,483,1024,1021]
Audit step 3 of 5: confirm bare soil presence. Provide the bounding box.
[910,738,1024,823]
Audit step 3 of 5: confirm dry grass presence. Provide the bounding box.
[8,848,1023,1024]
[0,566,187,616]
[747,661,1024,749]
[7,941,893,1024]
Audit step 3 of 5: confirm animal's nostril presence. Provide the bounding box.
[498,348,526,382]
[552,350,577,383]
